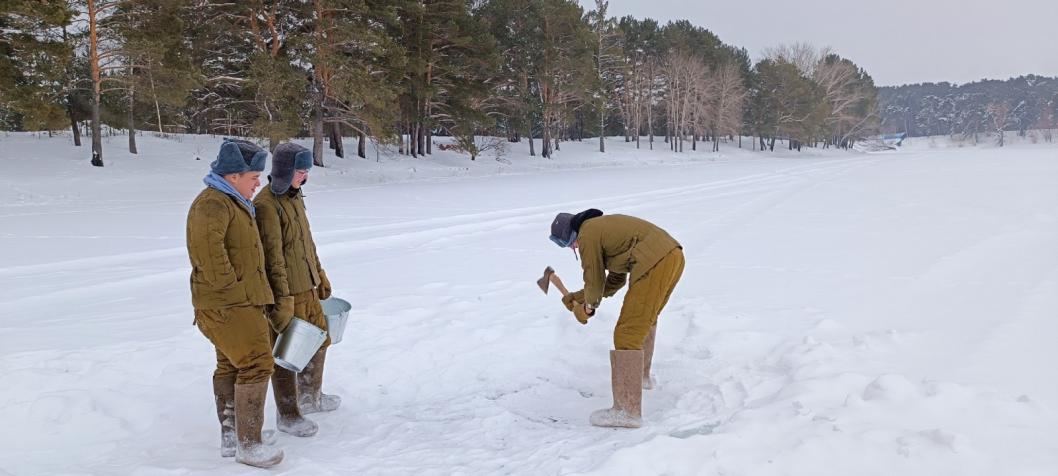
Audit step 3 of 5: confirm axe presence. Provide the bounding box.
[536,266,570,297]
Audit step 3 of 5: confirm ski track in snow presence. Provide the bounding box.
[1,134,1056,475]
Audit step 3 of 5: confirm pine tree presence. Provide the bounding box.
[113,0,199,137]
[0,1,73,132]
[751,58,825,151]
[481,0,540,155]
[191,1,306,150]
[298,0,406,162]
[535,0,592,158]
[80,0,123,166]
[393,0,496,158]
[586,0,620,153]
[184,0,254,137]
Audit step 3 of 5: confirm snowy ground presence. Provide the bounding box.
[1,132,1056,475]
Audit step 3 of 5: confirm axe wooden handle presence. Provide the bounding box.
[549,273,570,297]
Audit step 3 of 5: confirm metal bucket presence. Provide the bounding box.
[273,317,327,372]
[321,297,351,345]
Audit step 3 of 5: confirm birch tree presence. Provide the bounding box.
[705,62,745,151]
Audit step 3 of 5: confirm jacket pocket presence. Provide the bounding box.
[200,278,249,309]
[194,308,234,337]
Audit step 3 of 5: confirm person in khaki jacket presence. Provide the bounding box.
[187,139,284,468]
[549,209,684,428]
[253,142,341,417]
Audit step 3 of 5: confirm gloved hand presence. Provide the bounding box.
[268,296,295,333]
[562,289,585,312]
[573,303,595,325]
[317,270,332,300]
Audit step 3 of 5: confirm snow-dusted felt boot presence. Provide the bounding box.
[642,327,657,390]
[298,348,341,414]
[590,350,644,428]
[273,366,318,437]
[213,375,237,457]
[234,382,284,468]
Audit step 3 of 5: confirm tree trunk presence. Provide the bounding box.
[357,131,366,159]
[416,121,424,157]
[410,121,419,158]
[542,118,552,158]
[147,59,163,135]
[68,105,81,146]
[408,121,416,156]
[425,101,433,155]
[90,103,103,166]
[417,121,426,156]
[544,122,552,158]
[87,0,103,167]
[312,103,325,166]
[62,27,81,147]
[398,119,405,155]
[647,62,654,150]
[127,86,137,155]
[528,123,535,157]
[331,122,345,158]
[648,107,654,150]
[634,75,642,149]
[599,107,605,153]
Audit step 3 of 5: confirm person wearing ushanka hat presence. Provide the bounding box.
[549,209,684,429]
[186,138,284,468]
[253,143,341,419]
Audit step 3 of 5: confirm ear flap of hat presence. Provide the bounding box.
[293,149,314,170]
[269,142,307,194]
[247,149,268,172]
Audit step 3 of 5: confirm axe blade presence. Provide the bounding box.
[537,266,555,294]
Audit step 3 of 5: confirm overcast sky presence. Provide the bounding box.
[598,0,1058,86]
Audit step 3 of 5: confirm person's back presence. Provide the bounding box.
[577,214,681,294]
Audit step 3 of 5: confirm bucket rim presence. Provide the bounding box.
[321,296,352,314]
[286,316,326,334]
